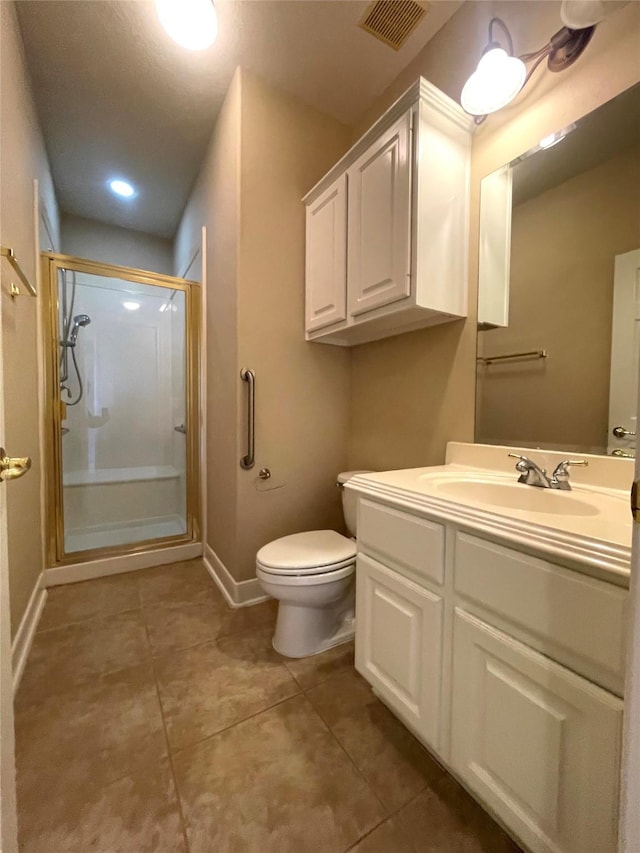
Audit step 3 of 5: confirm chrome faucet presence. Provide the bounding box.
[508,453,588,490]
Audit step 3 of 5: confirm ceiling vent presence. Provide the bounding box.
[359,0,429,51]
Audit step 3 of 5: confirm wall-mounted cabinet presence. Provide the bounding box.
[303,78,474,347]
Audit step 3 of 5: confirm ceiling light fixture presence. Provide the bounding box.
[156,0,218,51]
[461,16,596,121]
[109,179,136,198]
[122,301,141,311]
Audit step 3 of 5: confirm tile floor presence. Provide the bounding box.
[15,559,524,853]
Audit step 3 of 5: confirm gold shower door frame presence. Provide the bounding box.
[42,252,201,567]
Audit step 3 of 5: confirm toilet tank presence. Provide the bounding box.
[337,471,372,538]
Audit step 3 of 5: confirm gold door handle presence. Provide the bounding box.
[0,448,31,481]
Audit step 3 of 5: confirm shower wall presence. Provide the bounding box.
[61,272,187,552]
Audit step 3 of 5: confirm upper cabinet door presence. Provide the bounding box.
[305,175,347,333]
[347,110,412,318]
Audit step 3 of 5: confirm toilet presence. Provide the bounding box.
[256,471,371,658]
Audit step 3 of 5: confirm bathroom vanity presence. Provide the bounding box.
[347,442,632,853]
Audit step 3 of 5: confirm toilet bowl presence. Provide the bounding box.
[256,471,371,658]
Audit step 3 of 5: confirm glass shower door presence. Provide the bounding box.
[48,256,198,559]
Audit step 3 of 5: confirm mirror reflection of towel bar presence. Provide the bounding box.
[478,349,547,365]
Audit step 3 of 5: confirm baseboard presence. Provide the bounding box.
[12,573,47,694]
[44,541,202,587]
[203,544,268,609]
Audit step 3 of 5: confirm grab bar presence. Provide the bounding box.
[240,368,255,470]
[477,349,547,365]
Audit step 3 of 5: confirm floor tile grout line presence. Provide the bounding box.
[141,616,277,660]
[341,813,418,853]
[301,675,438,844]
[296,691,390,818]
[144,619,193,853]
[34,604,143,636]
[166,686,304,759]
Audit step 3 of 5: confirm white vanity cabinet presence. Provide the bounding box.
[355,497,446,749]
[303,78,473,346]
[352,493,627,853]
[356,554,443,751]
[451,609,622,853]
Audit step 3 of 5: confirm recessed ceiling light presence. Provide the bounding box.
[123,301,141,311]
[156,0,218,51]
[109,179,136,198]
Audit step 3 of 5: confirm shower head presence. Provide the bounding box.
[69,314,91,345]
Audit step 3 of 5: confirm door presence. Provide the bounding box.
[305,175,347,332]
[347,110,412,318]
[451,609,622,853]
[355,553,442,751]
[0,270,18,852]
[43,254,200,564]
[619,349,640,852]
[608,249,640,456]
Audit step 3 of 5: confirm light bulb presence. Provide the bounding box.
[109,179,136,198]
[461,48,527,116]
[156,0,218,51]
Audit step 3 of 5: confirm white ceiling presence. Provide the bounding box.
[16,0,463,238]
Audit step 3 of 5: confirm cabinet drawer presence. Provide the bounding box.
[451,609,622,853]
[454,532,627,692]
[358,498,444,586]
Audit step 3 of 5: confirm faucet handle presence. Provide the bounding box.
[507,452,545,474]
[551,459,588,489]
[554,459,589,473]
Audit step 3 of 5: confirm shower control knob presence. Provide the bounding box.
[258,468,271,480]
[0,448,31,482]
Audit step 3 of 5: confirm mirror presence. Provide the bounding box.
[475,83,640,458]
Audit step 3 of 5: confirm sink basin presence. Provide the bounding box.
[431,479,601,516]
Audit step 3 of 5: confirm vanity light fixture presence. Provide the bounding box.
[122,301,141,311]
[156,0,218,51]
[461,16,595,121]
[109,179,136,199]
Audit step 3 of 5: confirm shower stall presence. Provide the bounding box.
[42,253,200,564]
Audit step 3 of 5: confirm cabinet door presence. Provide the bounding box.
[355,553,442,751]
[347,110,412,317]
[451,609,622,853]
[305,175,347,332]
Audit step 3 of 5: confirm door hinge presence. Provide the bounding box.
[632,480,640,523]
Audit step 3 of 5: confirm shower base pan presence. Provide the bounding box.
[65,515,186,553]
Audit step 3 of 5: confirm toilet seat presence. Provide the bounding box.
[256,562,354,586]
[256,530,356,576]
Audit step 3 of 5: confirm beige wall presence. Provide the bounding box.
[348,0,640,472]
[175,68,352,582]
[235,70,352,581]
[477,144,640,451]
[61,214,173,275]
[0,2,59,636]
[175,69,242,575]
